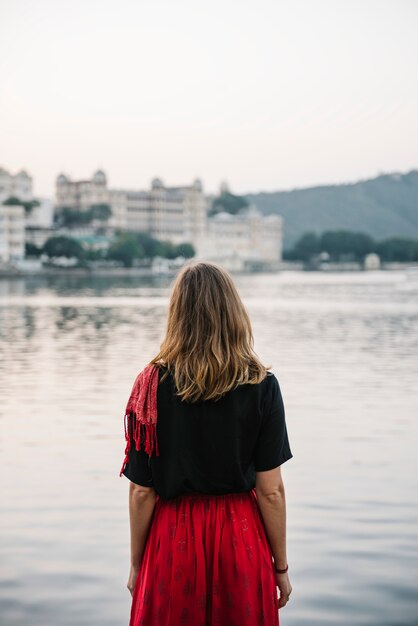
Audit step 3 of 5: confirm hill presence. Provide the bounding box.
[245,170,418,250]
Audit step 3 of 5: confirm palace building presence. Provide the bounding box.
[54,170,283,270]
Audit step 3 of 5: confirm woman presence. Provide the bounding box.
[120,261,293,626]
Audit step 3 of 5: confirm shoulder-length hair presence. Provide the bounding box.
[149,260,271,402]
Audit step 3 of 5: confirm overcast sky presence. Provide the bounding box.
[1,0,417,198]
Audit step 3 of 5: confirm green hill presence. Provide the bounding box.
[245,170,418,250]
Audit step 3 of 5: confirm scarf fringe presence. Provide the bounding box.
[119,411,161,477]
[119,364,161,477]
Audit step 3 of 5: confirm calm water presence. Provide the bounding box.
[1,270,417,626]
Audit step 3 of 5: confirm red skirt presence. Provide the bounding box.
[129,488,280,626]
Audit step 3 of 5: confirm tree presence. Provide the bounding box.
[135,232,162,258]
[83,247,107,261]
[287,229,418,263]
[3,196,40,214]
[57,204,112,227]
[25,242,43,257]
[210,192,249,216]
[291,232,320,262]
[154,240,178,259]
[175,242,195,258]
[58,207,91,227]
[376,237,418,262]
[22,199,40,214]
[320,230,375,261]
[2,196,22,205]
[89,203,112,221]
[107,234,145,267]
[43,236,85,259]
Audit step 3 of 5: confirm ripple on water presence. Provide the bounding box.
[1,272,418,625]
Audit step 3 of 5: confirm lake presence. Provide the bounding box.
[1,270,417,626]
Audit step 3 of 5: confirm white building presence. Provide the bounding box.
[54,170,283,269]
[120,178,207,246]
[55,171,208,251]
[0,167,33,203]
[0,204,25,263]
[25,197,54,228]
[56,169,109,211]
[199,205,283,271]
[364,252,381,270]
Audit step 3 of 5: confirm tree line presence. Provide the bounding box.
[55,204,112,226]
[3,196,41,214]
[26,231,195,267]
[209,191,249,217]
[284,230,418,263]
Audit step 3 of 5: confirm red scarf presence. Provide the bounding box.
[119,363,160,477]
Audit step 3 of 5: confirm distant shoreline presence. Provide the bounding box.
[0,266,175,279]
[0,261,417,279]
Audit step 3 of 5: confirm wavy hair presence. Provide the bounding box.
[149,260,271,402]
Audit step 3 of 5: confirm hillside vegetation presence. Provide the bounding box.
[245,170,418,250]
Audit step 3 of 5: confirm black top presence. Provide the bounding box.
[122,367,293,500]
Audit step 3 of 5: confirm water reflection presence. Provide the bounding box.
[0,270,417,625]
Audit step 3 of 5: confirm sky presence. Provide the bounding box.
[1,0,417,198]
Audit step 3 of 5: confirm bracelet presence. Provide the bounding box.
[274,563,288,574]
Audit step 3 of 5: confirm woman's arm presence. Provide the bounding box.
[127,482,157,595]
[255,465,292,608]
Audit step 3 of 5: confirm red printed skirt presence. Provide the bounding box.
[129,488,280,626]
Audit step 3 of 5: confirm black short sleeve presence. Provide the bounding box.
[122,413,154,487]
[253,374,293,472]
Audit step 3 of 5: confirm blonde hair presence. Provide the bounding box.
[149,260,271,402]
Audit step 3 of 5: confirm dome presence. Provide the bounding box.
[151,177,164,189]
[192,178,203,191]
[93,169,107,184]
[16,169,31,179]
[56,173,69,184]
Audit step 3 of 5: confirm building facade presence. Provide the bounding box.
[55,171,208,250]
[55,169,109,211]
[25,197,54,228]
[0,204,25,263]
[200,205,283,271]
[120,178,207,246]
[54,170,283,269]
[0,167,33,204]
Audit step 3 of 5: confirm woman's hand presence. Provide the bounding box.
[275,571,292,608]
[127,564,140,596]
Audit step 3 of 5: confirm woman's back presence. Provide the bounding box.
[121,261,293,625]
[122,366,293,500]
